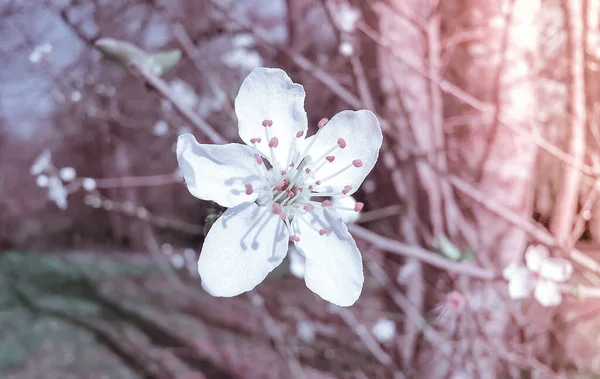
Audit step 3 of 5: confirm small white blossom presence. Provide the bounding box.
[177,67,382,307]
[503,245,573,307]
[170,79,198,109]
[59,167,76,182]
[84,195,102,208]
[222,49,263,72]
[47,176,68,209]
[153,120,169,136]
[36,174,49,188]
[183,248,196,261]
[371,318,395,343]
[170,254,185,269]
[297,320,316,343]
[232,33,255,48]
[28,43,53,63]
[70,91,82,102]
[339,41,354,57]
[161,243,173,256]
[82,178,97,191]
[30,150,52,175]
[337,3,361,33]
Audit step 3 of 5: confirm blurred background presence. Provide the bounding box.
[3,0,600,378]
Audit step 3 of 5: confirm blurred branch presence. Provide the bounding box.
[348,224,496,279]
[552,0,587,247]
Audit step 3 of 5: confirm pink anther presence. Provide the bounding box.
[254,154,263,165]
[337,138,347,149]
[321,200,332,207]
[296,130,304,138]
[289,236,300,242]
[269,137,279,148]
[326,155,335,163]
[354,202,364,212]
[262,119,273,127]
[319,228,331,236]
[318,118,328,129]
[315,180,321,185]
[245,183,253,195]
[250,137,261,144]
[304,204,315,212]
[352,159,363,168]
[305,168,311,173]
[342,185,352,195]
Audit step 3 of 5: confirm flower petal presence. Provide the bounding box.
[331,196,361,224]
[177,134,267,208]
[507,266,534,300]
[235,67,308,168]
[288,244,306,279]
[198,202,289,297]
[540,258,573,282]
[291,208,363,306]
[534,279,563,307]
[502,261,522,281]
[525,245,549,273]
[306,110,382,196]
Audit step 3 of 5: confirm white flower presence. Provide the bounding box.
[289,244,306,279]
[170,254,185,269]
[36,174,49,188]
[337,3,361,33]
[70,91,82,102]
[153,119,169,136]
[59,167,76,182]
[222,49,263,72]
[177,67,382,307]
[170,79,198,109]
[371,318,395,343]
[30,150,53,175]
[82,178,97,191]
[503,245,573,307]
[339,41,354,57]
[47,176,68,209]
[297,320,316,343]
[28,43,53,63]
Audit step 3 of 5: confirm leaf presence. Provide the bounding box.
[433,235,462,261]
[94,38,181,76]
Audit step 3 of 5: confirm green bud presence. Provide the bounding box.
[94,38,181,76]
[433,235,462,261]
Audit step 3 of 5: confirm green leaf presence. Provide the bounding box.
[94,38,181,76]
[149,50,182,76]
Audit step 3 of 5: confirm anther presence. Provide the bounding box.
[337,138,347,149]
[319,228,331,235]
[308,185,314,190]
[245,183,253,195]
[296,130,304,138]
[254,154,263,165]
[318,118,328,129]
[321,200,332,207]
[286,189,296,198]
[250,137,261,143]
[352,159,363,168]
[326,156,335,163]
[304,204,315,212]
[289,236,300,242]
[354,202,364,212]
[316,180,321,185]
[274,178,288,191]
[289,162,295,168]
[342,185,352,195]
[281,170,286,175]
[262,119,273,127]
[305,168,311,173]
[269,137,279,148]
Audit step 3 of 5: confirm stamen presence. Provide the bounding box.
[321,200,332,207]
[319,228,331,235]
[316,180,321,185]
[245,183,254,195]
[262,119,273,127]
[254,154,263,165]
[281,170,286,175]
[337,138,347,149]
[296,131,304,138]
[273,178,288,191]
[289,162,295,168]
[354,202,364,212]
[250,137,261,144]
[289,235,300,242]
[342,185,352,195]
[272,203,286,221]
[326,156,335,163]
[304,204,315,212]
[353,159,363,167]
[318,118,328,129]
[269,137,279,148]
[286,189,296,198]
[305,168,311,173]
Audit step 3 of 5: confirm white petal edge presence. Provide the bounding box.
[307,110,382,196]
[534,280,563,307]
[332,196,361,224]
[507,267,534,300]
[235,67,308,168]
[288,244,306,279]
[198,202,289,297]
[291,208,364,306]
[177,134,267,208]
